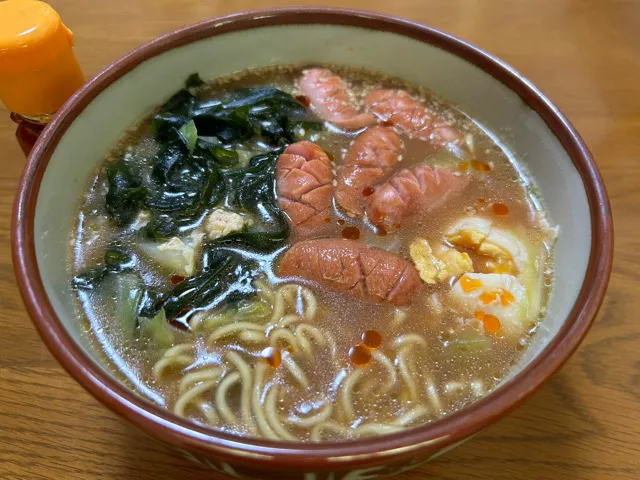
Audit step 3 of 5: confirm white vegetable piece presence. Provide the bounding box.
[149,231,204,277]
[204,208,252,240]
[451,272,531,337]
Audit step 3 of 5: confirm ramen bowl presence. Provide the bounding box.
[12,8,612,479]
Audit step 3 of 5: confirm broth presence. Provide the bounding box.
[71,65,556,441]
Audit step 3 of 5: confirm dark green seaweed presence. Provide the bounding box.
[160,250,258,322]
[79,73,317,331]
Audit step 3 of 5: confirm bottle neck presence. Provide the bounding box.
[11,112,49,156]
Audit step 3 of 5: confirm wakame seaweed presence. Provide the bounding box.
[105,74,316,234]
[72,247,136,290]
[81,73,316,329]
[105,162,146,227]
[215,151,290,251]
[160,250,258,322]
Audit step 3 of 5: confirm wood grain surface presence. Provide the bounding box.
[0,1,638,479]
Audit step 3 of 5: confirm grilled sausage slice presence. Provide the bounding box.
[335,127,402,216]
[276,141,334,236]
[299,68,375,130]
[364,89,464,146]
[366,165,469,228]
[279,239,422,306]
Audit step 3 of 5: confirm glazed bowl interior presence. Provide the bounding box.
[20,11,604,460]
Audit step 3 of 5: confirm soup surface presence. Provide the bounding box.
[71,65,557,442]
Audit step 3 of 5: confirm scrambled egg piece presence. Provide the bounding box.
[157,231,204,276]
[446,217,527,274]
[204,209,253,240]
[409,238,473,284]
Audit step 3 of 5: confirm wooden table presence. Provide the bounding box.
[1,1,638,479]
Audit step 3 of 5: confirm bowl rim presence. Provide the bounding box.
[12,6,613,469]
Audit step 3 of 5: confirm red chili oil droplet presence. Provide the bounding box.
[349,344,372,366]
[295,95,311,108]
[458,162,468,172]
[471,160,491,172]
[361,330,383,349]
[478,197,486,204]
[491,202,509,216]
[337,219,346,226]
[362,186,375,197]
[324,217,331,223]
[261,347,282,368]
[325,150,336,163]
[170,274,186,285]
[342,226,361,240]
[392,223,401,230]
[376,225,388,237]
[381,120,394,127]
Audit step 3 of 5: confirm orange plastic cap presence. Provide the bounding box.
[0,0,85,116]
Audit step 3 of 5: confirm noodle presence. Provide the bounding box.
[371,351,397,395]
[287,403,333,427]
[425,377,443,412]
[152,355,193,379]
[226,351,255,433]
[179,367,224,395]
[394,334,428,403]
[396,347,419,402]
[270,289,285,324]
[208,322,266,343]
[339,368,364,422]
[252,362,280,440]
[355,424,405,437]
[392,406,429,426]
[295,324,327,361]
[198,401,219,425]
[278,314,302,327]
[174,379,219,418]
[152,344,194,379]
[239,330,266,342]
[216,371,241,425]
[282,352,309,389]
[268,328,299,353]
[264,385,296,440]
[276,284,317,322]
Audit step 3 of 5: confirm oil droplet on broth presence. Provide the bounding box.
[170,274,186,285]
[261,347,282,368]
[362,186,375,197]
[471,160,491,172]
[492,202,509,216]
[349,344,372,366]
[342,226,360,240]
[361,330,382,349]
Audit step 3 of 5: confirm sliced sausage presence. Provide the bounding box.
[366,165,469,228]
[276,141,334,235]
[299,68,375,130]
[364,89,464,146]
[279,239,422,306]
[335,127,403,217]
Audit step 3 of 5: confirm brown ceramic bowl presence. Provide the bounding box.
[13,8,612,480]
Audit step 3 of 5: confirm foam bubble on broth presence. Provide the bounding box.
[69,64,556,442]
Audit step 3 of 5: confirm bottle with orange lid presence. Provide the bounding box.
[0,0,85,155]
